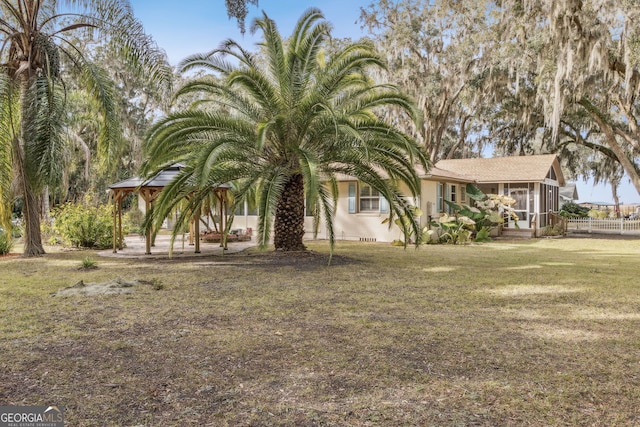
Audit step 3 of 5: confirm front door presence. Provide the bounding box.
[508,188,529,228]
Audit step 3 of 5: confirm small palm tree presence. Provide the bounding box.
[0,0,171,256]
[143,8,427,254]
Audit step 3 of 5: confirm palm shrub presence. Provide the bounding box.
[142,9,427,255]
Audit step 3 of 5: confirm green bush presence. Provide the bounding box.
[588,209,609,219]
[559,202,589,218]
[124,208,145,235]
[52,198,114,249]
[0,231,13,255]
[10,218,23,238]
[80,256,98,270]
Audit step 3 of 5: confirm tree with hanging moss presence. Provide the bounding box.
[361,0,640,196]
[142,8,427,255]
[225,0,258,34]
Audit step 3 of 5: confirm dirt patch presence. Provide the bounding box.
[173,249,360,270]
[223,249,359,269]
[52,278,156,297]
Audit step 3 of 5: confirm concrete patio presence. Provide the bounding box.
[97,233,255,259]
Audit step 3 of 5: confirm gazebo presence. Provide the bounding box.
[108,164,230,255]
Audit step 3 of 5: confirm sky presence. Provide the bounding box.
[128,0,639,205]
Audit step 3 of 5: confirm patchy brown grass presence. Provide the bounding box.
[1,237,640,426]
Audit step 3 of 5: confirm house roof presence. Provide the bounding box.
[560,183,579,201]
[433,154,565,186]
[421,165,474,182]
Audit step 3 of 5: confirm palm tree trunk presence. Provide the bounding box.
[17,77,45,256]
[274,173,306,251]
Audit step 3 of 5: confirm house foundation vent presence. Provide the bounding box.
[359,237,377,242]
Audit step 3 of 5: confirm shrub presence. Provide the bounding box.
[429,184,518,244]
[588,209,609,219]
[124,208,145,235]
[542,225,562,236]
[80,256,98,270]
[52,197,114,249]
[0,231,13,255]
[428,213,474,245]
[474,226,492,242]
[10,218,23,238]
[559,202,589,218]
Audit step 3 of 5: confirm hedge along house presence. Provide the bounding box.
[322,154,566,242]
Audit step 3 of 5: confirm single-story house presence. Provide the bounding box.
[126,155,564,244]
[231,154,566,242]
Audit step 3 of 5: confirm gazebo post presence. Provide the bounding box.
[117,195,124,250]
[112,191,118,253]
[143,190,152,255]
[217,189,225,249]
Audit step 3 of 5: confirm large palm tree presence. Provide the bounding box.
[0,0,171,256]
[142,8,427,254]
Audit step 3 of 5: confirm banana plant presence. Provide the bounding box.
[428,212,475,244]
[382,205,428,246]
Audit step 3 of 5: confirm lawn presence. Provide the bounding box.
[1,237,639,426]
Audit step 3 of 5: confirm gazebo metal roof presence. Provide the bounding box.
[109,163,186,191]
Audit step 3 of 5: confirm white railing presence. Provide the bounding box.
[566,217,640,235]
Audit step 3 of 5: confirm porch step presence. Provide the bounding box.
[500,228,534,239]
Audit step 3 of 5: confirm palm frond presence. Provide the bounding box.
[0,73,16,230]
[24,76,66,190]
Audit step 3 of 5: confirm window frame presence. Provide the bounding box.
[348,181,389,214]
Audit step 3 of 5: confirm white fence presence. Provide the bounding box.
[566,217,640,235]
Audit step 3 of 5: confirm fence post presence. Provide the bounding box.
[588,217,592,234]
[621,218,624,235]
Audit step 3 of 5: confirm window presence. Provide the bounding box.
[359,184,380,212]
[450,185,457,203]
[305,195,315,217]
[234,200,258,216]
[348,182,389,214]
[437,182,444,213]
[247,200,258,216]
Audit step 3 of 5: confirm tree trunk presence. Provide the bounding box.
[22,178,45,256]
[17,76,45,256]
[612,181,620,218]
[273,173,306,251]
